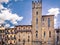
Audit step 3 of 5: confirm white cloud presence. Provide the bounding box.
[47,8,60,17]
[0,20,5,24]
[4,23,10,28]
[0,9,23,25]
[0,4,4,10]
[14,0,23,2]
[0,0,23,27]
[0,0,9,4]
[0,0,9,10]
[54,19,57,24]
[0,4,7,10]
[10,26,14,28]
[54,18,57,27]
[47,8,60,28]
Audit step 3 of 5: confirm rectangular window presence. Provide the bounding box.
[36,31,38,38]
[36,11,38,15]
[14,35,16,39]
[28,39,30,42]
[18,39,20,42]
[36,18,38,24]
[36,33,38,38]
[49,31,51,37]
[36,25,38,30]
[44,31,46,37]
[36,17,38,30]
[28,36,30,38]
[28,36,30,42]
[57,36,59,42]
[42,18,44,21]
[48,18,50,27]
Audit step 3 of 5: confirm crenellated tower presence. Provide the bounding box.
[32,0,42,45]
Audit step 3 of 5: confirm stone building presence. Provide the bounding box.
[0,0,55,45]
[15,25,32,45]
[55,28,60,45]
[0,25,5,45]
[14,0,55,45]
[5,28,16,45]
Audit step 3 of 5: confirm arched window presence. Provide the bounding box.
[36,31,38,38]
[23,40,25,45]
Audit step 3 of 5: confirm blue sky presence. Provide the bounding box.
[0,0,60,28]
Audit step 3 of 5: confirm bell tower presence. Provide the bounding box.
[32,0,42,45]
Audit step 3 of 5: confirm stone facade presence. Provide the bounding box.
[15,1,55,45]
[32,1,42,45]
[15,25,32,45]
[55,28,60,45]
[0,26,5,45]
[0,0,55,45]
[32,1,55,45]
[41,15,55,45]
[5,28,16,45]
